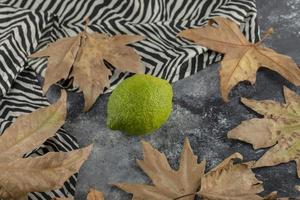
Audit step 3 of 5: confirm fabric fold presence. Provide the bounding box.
[0,4,57,96]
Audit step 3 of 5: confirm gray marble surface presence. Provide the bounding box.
[50,0,300,199]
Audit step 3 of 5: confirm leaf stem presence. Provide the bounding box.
[84,17,89,32]
[256,27,274,45]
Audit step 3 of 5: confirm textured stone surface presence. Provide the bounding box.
[54,1,300,199]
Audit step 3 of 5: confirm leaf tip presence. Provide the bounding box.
[136,64,146,74]
[113,183,131,192]
[283,86,299,103]
[283,85,290,94]
[227,129,236,139]
[140,140,150,148]
[59,89,68,103]
[240,97,253,106]
[232,152,243,160]
[243,160,256,168]
[79,144,93,162]
[83,103,92,112]
[29,48,49,58]
[221,92,230,102]
[183,137,191,147]
[42,84,50,95]
[85,144,93,154]
[55,89,68,118]
[219,78,230,102]
[112,183,121,188]
[135,35,146,42]
[252,156,269,169]
[177,29,191,39]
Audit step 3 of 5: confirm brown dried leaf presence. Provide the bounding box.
[198,153,264,200]
[30,37,81,93]
[0,90,67,161]
[0,91,92,199]
[0,145,92,200]
[115,138,266,200]
[228,87,300,177]
[31,31,144,111]
[115,138,206,200]
[179,17,300,101]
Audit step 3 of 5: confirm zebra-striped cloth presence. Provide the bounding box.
[0,0,259,199]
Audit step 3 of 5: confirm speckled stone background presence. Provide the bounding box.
[49,0,300,199]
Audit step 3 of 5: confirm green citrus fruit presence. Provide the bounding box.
[107,74,173,136]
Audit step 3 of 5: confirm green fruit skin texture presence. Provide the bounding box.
[107,74,173,136]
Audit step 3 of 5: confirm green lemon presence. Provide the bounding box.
[107,74,173,136]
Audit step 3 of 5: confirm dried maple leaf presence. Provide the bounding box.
[198,153,264,200]
[31,27,144,111]
[178,17,300,101]
[115,138,267,200]
[115,138,205,200]
[0,91,92,200]
[228,87,300,177]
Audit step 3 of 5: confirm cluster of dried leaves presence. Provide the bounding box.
[115,138,293,200]
[179,17,300,198]
[4,16,300,199]
[31,24,144,111]
[0,91,92,200]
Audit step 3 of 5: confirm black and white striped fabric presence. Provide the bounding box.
[0,4,55,96]
[0,0,259,199]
